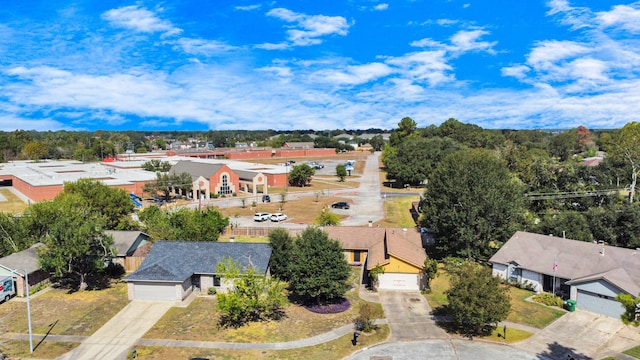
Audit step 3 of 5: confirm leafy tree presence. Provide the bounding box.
[142,159,172,172]
[421,149,525,259]
[615,293,640,326]
[533,211,592,242]
[549,129,579,161]
[22,141,48,161]
[316,210,341,226]
[288,227,351,304]
[382,136,463,186]
[336,164,347,181]
[138,205,176,240]
[603,122,640,203]
[35,193,114,290]
[62,179,136,230]
[368,135,385,151]
[140,207,228,241]
[215,257,288,328]
[144,171,193,200]
[389,117,418,146]
[288,164,315,187]
[423,255,438,289]
[0,213,30,257]
[446,264,511,335]
[267,228,295,281]
[614,203,640,249]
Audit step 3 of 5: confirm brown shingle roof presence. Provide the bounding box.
[490,231,640,295]
[323,227,426,270]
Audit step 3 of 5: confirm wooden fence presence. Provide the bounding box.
[224,226,304,238]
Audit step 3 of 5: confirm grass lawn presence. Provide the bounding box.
[0,282,129,336]
[0,188,28,214]
[132,325,389,359]
[624,345,640,358]
[0,339,79,359]
[374,196,421,229]
[144,267,384,343]
[424,266,565,331]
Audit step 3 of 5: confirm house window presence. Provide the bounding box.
[219,174,232,195]
[354,251,361,262]
[213,276,221,287]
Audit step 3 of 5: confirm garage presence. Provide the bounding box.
[131,282,180,301]
[576,289,625,318]
[378,273,419,291]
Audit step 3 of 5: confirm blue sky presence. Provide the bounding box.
[1,0,639,132]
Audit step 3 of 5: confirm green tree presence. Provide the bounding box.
[446,264,511,334]
[316,210,341,226]
[22,141,48,161]
[603,122,640,203]
[138,205,176,240]
[289,227,351,304]
[421,149,525,259]
[288,164,315,187]
[615,293,640,326]
[62,179,136,230]
[35,193,114,290]
[423,255,438,289]
[142,159,172,172]
[534,211,592,242]
[336,164,347,181]
[215,257,288,328]
[389,117,418,146]
[0,213,30,257]
[267,228,295,281]
[368,135,385,151]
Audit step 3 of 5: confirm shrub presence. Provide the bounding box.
[207,287,217,295]
[533,293,564,307]
[304,299,351,314]
[354,303,378,332]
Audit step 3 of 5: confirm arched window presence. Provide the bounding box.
[219,174,232,195]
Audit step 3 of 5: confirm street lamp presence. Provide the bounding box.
[10,269,33,353]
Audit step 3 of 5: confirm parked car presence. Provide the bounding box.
[262,195,271,203]
[253,212,270,222]
[307,161,324,169]
[331,201,350,209]
[270,213,288,222]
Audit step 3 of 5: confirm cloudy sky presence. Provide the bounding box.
[1,0,639,132]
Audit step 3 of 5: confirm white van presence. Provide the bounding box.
[1,276,16,303]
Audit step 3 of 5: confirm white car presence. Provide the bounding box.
[270,213,288,222]
[253,212,270,222]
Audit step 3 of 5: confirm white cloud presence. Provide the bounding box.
[526,40,590,70]
[102,5,182,37]
[437,19,459,26]
[374,4,389,11]
[449,29,496,54]
[597,4,640,33]
[235,5,261,11]
[255,42,290,50]
[501,65,531,80]
[266,8,350,46]
[385,50,454,86]
[176,38,238,55]
[313,62,393,85]
[410,38,446,49]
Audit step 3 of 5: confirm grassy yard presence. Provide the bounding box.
[424,266,565,331]
[0,282,129,336]
[0,339,79,359]
[374,196,421,228]
[144,267,383,343]
[0,188,28,214]
[624,345,640,358]
[131,325,389,359]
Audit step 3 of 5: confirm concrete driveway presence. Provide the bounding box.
[56,301,173,360]
[514,310,640,359]
[378,290,448,341]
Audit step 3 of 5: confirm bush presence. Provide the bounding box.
[207,287,217,295]
[354,303,378,332]
[304,299,351,314]
[533,293,564,307]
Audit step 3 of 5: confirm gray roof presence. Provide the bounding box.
[234,169,263,181]
[104,230,150,257]
[0,243,44,275]
[170,160,224,180]
[125,241,272,283]
[490,231,640,295]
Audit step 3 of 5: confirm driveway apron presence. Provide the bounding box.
[378,290,448,341]
[56,301,173,360]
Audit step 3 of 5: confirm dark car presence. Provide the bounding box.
[331,201,350,209]
[262,195,271,203]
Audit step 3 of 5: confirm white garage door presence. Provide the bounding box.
[378,273,419,291]
[576,290,625,318]
[133,283,178,301]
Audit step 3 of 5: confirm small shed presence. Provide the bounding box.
[105,230,151,272]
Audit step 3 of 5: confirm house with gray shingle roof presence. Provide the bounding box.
[124,241,272,301]
[490,231,640,318]
[104,230,151,272]
[0,243,49,297]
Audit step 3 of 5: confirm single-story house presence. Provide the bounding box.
[105,230,152,272]
[324,227,427,291]
[0,243,49,296]
[124,241,272,301]
[491,231,640,318]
